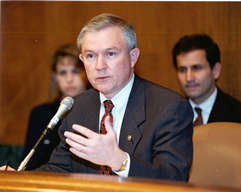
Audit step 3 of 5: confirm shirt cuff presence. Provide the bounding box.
[113,152,130,177]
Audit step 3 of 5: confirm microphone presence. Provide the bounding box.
[47,96,74,129]
[17,97,74,171]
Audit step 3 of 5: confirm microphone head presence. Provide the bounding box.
[61,96,74,110]
[47,96,74,129]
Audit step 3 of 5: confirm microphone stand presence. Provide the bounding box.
[17,127,49,171]
[17,96,74,171]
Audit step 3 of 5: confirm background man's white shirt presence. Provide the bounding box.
[189,87,217,124]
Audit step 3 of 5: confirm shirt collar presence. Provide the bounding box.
[99,74,135,109]
[189,87,217,113]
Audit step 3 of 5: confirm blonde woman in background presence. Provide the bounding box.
[22,44,90,170]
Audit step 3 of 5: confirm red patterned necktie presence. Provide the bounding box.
[100,100,114,175]
[193,107,203,127]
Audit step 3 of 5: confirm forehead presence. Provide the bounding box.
[57,57,77,67]
[81,26,127,52]
[177,49,209,67]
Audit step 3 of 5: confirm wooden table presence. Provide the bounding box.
[0,171,238,192]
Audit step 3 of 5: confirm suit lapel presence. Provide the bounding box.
[76,90,100,133]
[208,88,221,123]
[119,76,146,155]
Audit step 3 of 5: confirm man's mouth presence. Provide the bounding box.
[96,76,110,82]
[185,84,199,91]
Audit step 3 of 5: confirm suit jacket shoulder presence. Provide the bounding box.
[208,88,241,123]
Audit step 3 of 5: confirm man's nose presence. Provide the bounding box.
[95,55,107,70]
[186,69,195,82]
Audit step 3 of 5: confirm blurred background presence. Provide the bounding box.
[1,1,241,145]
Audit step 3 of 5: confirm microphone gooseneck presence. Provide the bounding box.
[17,97,74,171]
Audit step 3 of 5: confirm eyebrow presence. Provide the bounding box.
[83,46,120,53]
[178,63,202,67]
[82,49,94,54]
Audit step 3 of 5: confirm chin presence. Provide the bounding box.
[96,85,111,93]
[185,91,197,98]
[65,92,77,98]
[189,94,202,100]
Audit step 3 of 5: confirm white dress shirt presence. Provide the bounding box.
[189,87,217,124]
[99,74,134,177]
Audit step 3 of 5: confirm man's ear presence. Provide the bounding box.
[212,62,221,80]
[129,48,140,68]
[79,54,84,62]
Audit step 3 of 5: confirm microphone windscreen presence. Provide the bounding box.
[61,96,74,110]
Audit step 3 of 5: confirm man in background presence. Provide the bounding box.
[172,34,241,126]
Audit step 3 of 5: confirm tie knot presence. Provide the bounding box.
[195,107,202,115]
[103,100,114,114]
[194,107,203,127]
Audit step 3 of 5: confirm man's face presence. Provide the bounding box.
[176,49,221,104]
[80,26,139,99]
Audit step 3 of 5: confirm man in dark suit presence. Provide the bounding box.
[37,13,193,181]
[172,34,241,125]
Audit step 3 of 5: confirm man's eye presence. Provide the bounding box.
[178,67,187,73]
[192,65,202,71]
[108,51,116,56]
[86,53,94,59]
[84,53,96,61]
[105,50,118,58]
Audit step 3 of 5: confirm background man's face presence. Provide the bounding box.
[176,49,220,104]
[80,26,137,98]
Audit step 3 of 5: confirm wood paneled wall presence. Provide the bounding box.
[1,2,241,144]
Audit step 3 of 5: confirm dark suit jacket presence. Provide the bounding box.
[39,76,193,181]
[22,102,61,170]
[208,88,241,123]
